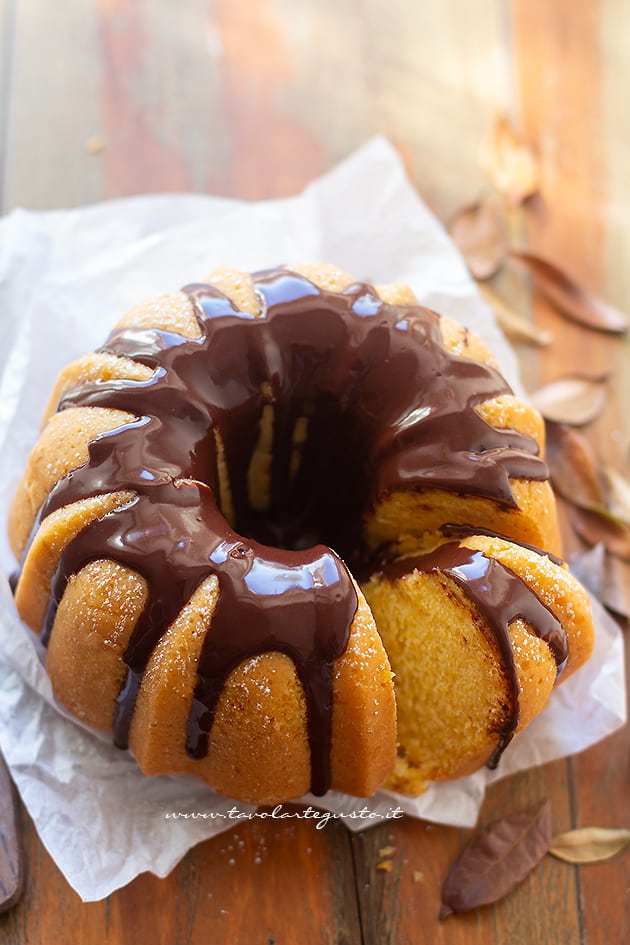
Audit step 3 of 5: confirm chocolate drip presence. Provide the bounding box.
[441,524,564,566]
[26,268,549,793]
[382,543,568,767]
[43,482,353,794]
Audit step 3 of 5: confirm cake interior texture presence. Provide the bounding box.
[8,262,595,803]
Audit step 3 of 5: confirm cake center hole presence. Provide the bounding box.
[225,401,369,560]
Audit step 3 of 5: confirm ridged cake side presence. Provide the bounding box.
[8,263,586,802]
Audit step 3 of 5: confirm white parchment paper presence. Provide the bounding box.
[0,137,625,901]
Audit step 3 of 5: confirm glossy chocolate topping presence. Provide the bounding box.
[29,268,548,793]
[382,542,568,767]
[441,524,564,566]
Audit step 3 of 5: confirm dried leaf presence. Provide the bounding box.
[439,800,551,919]
[549,827,630,864]
[545,422,609,510]
[449,202,507,280]
[479,114,540,206]
[530,376,607,426]
[599,553,630,617]
[569,543,630,616]
[570,505,630,560]
[605,467,630,525]
[478,283,553,346]
[546,426,630,573]
[511,252,629,334]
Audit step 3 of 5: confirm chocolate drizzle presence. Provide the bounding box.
[441,524,564,566]
[24,268,550,793]
[382,543,569,767]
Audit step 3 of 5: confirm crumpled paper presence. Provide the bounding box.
[0,137,625,901]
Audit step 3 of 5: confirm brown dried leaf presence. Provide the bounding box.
[544,422,609,510]
[570,505,630,560]
[479,114,540,206]
[449,202,507,280]
[605,467,630,525]
[478,283,553,346]
[569,543,630,616]
[530,376,607,426]
[511,252,629,334]
[549,827,630,864]
[439,800,551,919]
[599,553,630,617]
[571,541,630,616]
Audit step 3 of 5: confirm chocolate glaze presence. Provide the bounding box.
[25,268,549,793]
[381,542,568,767]
[441,524,564,566]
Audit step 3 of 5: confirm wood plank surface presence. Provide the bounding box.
[0,804,361,945]
[512,6,630,945]
[0,0,629,942]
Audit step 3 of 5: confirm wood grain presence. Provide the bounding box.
[600,0,630,312]
[572,639,630,945]
[208,0,325,198]
[352,818,469,945]
[0,805,361,944]
[351,763,583,945]
[512,4,630,944]
[98,0,215,196]
[511,0,630,462]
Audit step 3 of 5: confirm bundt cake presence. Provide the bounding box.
[8,262,594,803]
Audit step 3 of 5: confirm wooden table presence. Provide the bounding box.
[1,1,629,942]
